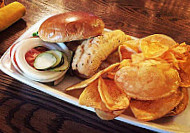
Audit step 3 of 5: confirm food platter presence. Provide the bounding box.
[0,16,190,133]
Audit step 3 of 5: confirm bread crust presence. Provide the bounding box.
[38,12,105,43]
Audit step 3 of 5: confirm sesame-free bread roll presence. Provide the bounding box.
[38,12,105,43]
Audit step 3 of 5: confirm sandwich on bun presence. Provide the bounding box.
[10,11,105,85]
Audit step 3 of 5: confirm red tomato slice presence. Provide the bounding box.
[25,46,49,67]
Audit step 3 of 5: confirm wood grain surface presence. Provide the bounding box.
[0,0,190,133]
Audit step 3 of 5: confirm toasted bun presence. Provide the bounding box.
[38,12,105,43]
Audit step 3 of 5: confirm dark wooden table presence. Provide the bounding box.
[0,0,190,132]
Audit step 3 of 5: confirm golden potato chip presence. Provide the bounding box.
[122,39,141,53]
[161,51,180,70]
[140,40,169,58]
[131,53,144,64]
[106,60,132,79]
[141,34,176,47]
[115,60,180,100]
[130,89,183,121]
[158,43,190,70]
[95,108,125,120]
[98,77,130,110]
[118,59,132,69]
[66,72,102,91]
[118,45,137,61]
[106,71,116,80]
[66,63,120,91]
[106,59,132,79]
[166,88,189,116]
[139,34,177,58]
[179,70,190,87]
[178,55,190,87]
[171,43,190,58]
[179,54,190,73]
[79,80,109,111]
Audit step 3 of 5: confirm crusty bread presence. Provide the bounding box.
[38,12,105,43]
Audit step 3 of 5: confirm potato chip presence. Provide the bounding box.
[131,53,144,64]
[122,39,141,53]
[140,34,177,58]
[141,34,176,47]
[178,54,190,87]
[66,63,120,91]
[118,45,137,61]
[130,88,183,121]
[157,43,190,86]
[95,108,125,120]
[98,77,130,110]
[155,43,190,70]
[179,54,190,72]
[106,72,116,80]
[166,88,189,116]
[140,40,169,58]
[118,59,132,69]
[179,70,190,87]
[115,60,180,100]
[171,43,190,58]
[79,80,109,111]
[161,51,180,70]
[106,59,132,79]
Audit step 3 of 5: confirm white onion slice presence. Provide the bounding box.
[10,42,24,74]
[11,38,70,83]
[57,42,72,62]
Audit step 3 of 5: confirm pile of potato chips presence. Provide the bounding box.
[66,34,189,121]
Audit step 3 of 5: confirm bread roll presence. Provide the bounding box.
[38,12,105,43]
